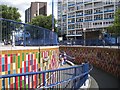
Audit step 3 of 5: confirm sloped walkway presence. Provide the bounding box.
[59,63,99,89]
[90,66,119,88]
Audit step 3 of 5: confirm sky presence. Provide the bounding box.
[0,0,58,22]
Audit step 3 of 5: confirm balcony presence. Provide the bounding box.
[94,18,103,21]
[85,19,93,22]
[68,28,75,30]
[94,12,103,14]
[104,10,114,13]
[104,17,114,20]
[76,20,83,22]
[76,2,83,5]
[68,3,75,7]
[76,14,83,17]
[68,15,75,18]
[84,13,92,16]
[68,22,75,24]
[84,0,92,4]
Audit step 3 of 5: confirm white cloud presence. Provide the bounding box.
[0,0,58,22]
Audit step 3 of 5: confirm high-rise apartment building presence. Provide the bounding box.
[57,0,120,40]
[25,2,47,23]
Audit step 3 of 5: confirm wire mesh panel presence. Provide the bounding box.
[0,18,58,46]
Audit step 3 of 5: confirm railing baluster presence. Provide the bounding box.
[15,77,16,89]
[20,76,22,89]
[43,72,46,88]
[57,71,58,88]
[36,74,37,88]
[24,75,26,89]
[32,75,33,88]
[28,75,30,88]
[74,67,77,89]
[3,78,5,90]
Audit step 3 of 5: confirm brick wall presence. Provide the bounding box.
[60,46,120,78]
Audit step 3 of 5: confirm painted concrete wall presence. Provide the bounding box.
[0,46,59,88]
[60,46,120,78]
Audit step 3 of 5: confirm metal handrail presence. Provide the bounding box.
[42,64,93,88]
[0,63,92,89]
[0,65,82,78]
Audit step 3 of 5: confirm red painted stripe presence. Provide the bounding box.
[16,83,18,89]
[16,77,18,88]
[34,59,36,72]
[16,77,18,82]
[20,68,22,73]
[28,61,30,72]
[24,62,26,73]
[28,64,30,72]
[4,64,7,71]
[28,54,30,61]
[35,75,37,81]
[0,65,2,72]
[5,54,8,64]
[0,55,1,65]
[10,83,13,88]
[20,76,22,88]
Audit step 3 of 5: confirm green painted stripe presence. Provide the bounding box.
[22,80,24,88]
[13,55,16,63]
[36,52,37,58]
[38,53,40,63]
[18,77,20,87]
[18,56,20,68]
[26,84,28,89]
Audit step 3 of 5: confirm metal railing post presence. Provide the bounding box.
[43,72,46,88]
[73,67,77,89]
[24,25,26,47]
[82,63,89,85]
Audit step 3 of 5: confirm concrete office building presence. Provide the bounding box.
[25,2,47,23]
[57,0,120,40]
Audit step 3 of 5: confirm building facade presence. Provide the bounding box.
[57,0,120,40]
[25,2,47,23]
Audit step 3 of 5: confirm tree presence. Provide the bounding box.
[0,5,21,21]
[106,8,120,36]
[30,14,58,33]
[0,5,21,42]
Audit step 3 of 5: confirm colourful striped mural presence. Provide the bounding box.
[0,46,59,89]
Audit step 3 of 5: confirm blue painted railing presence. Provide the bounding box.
[0,18,58,46]
[0,63,92,89]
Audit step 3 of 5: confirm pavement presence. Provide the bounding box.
[90,66,119,89]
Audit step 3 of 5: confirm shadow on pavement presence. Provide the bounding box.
[90,66,119,89]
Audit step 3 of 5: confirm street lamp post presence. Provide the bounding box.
[52,0,54,32]
[83,28,86,46]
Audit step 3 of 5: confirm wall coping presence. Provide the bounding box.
[60,45,120,49]
[0,46,59,51]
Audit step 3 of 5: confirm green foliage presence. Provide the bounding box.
[107,9,120,36]
[0,5,21,41]
[0,5,21,21]
[30,14,58,33]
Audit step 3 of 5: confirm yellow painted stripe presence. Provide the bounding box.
[0,79,2,90]
[5,78,8,88]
